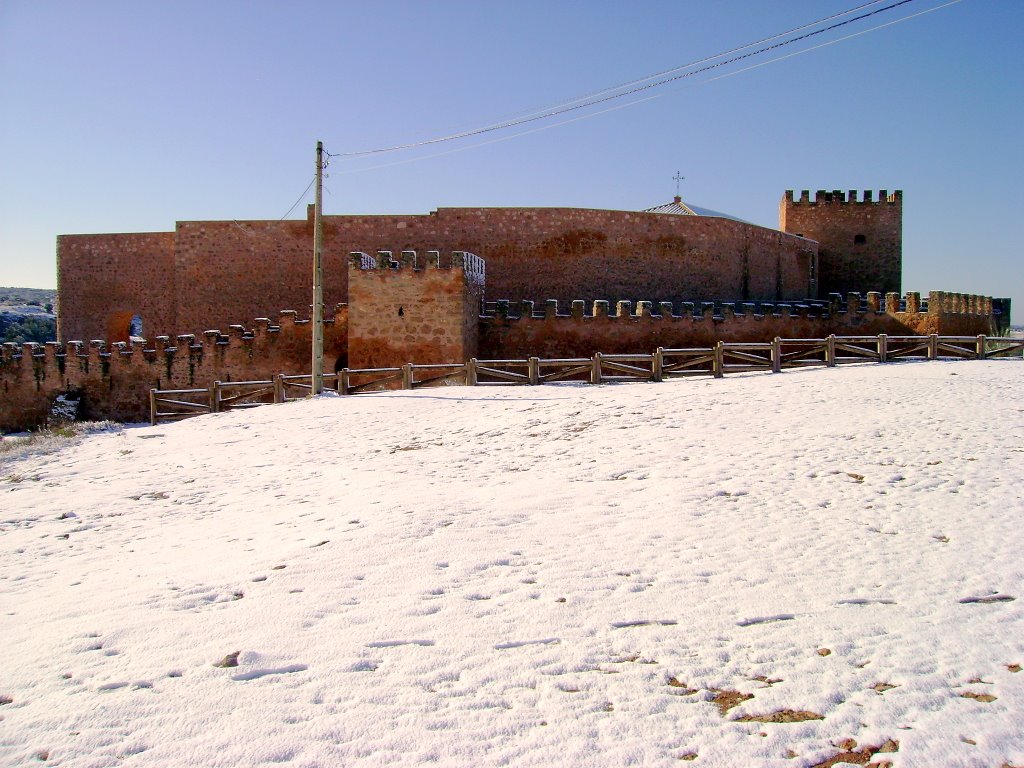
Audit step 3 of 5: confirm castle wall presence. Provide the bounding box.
[1,286,1002,433]
[347,251,485,369]
[340,207,817,308]
[58,206,817,341]
[57,232,177,344]
[0,307,347,433]
[780,190,902,298]
[478,292,999,359]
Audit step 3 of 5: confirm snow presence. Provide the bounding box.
[1,360,1022,767]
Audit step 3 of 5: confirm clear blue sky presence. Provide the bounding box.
[1,0,1021,318]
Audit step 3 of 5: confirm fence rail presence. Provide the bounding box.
[150,334,1023,424]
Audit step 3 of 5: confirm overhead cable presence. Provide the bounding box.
[330,0,961,176]
[332,0,918,160]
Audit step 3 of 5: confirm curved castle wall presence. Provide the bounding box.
[57,206,818,343]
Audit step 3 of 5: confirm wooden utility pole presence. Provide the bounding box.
[312,140,325,395]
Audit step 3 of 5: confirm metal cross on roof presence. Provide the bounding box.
[673,171,685,197]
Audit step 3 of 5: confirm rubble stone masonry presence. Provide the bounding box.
[3,282,1002,432]
[478,291,997,359]
[2,307,347,432]
[780,190,902,298]
[347,250,484,370]
[57,205,819,343]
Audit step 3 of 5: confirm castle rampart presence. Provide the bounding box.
[57,205,818,343]
[0,280,1005,432]
[27,189,1011,432]
[477,290,1000,360]
[0,306,347,432]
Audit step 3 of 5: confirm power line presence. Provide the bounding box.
[332,0,918,160]
[231,175,319,232]
[278,176,317,220]
[330,0,959,176]
[404,0,892,136]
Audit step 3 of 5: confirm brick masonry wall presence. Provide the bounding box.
[780,190,902,297]
[58,205,818,341]
[347,251,484,369]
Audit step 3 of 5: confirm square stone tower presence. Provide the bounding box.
[780,190,902,298]
[347,250,485,370]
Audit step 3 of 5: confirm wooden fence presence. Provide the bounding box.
[150,333,1024,424]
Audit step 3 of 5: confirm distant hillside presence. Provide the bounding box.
[0,287,57,343]
[0,286,56,308]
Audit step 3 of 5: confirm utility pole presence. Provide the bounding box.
[312,140,325,395]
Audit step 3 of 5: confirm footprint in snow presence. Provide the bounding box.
[958,594,1015,604]
[232,665,308,682]
[494,638,560,650]
[97,681,132,692]
[365,640,435,648]
[736,614,795,627]
[611,619,678,629]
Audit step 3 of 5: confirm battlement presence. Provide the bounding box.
[478,290,1002,359]
[349,249,485,284]
[1,306,349,432]
[347,249,485,369]
[480,291,993,323]
[780,188,903,298]
[785,189,903,205]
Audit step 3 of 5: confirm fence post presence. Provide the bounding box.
[339,368,350,395]
[209,382,220,413]
[273,373,284,403]
[713,342,724,378]
[928,334,938,360]
[591,352,602,384]
[826,335,836,367]
[528,356,540,386]
[771,337,781,373]
[149,389,157,426]
[402,363,414,390]
[976,335,986,360]
[878,333,888,363]
[466,358,477,386]
[653,347,664,382]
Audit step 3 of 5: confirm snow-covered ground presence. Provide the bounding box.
[2,360,1022,767]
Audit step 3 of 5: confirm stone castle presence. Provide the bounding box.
[0,189,1009,431]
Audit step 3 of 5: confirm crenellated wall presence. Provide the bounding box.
[10,229,1010,435]
[1,307,348,432]
[347,250,485,369]
[478,290,1001,359]
[780,189,902,298]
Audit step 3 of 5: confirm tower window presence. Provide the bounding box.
[854,234,867,245]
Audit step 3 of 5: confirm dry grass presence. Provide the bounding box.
[0,421,120,467]
[734,709,824,723]
[710,689,754,715]
[809,739,900,767]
